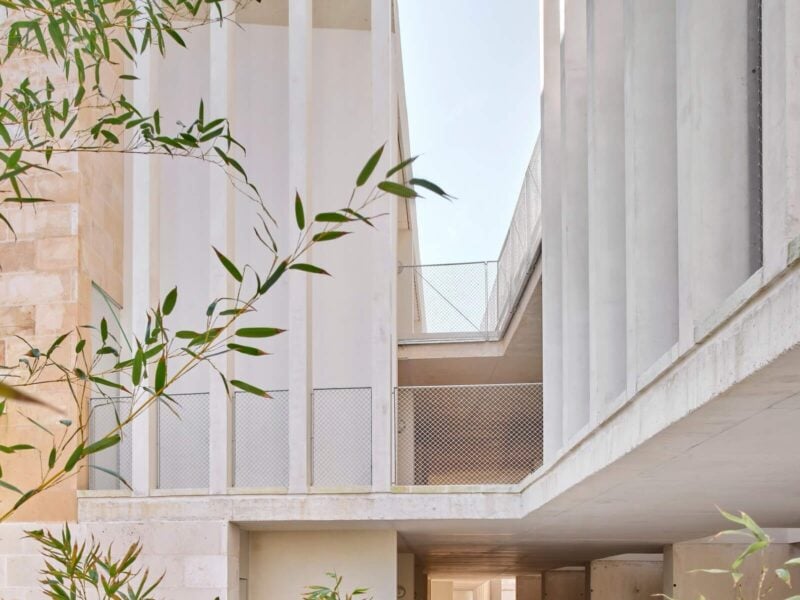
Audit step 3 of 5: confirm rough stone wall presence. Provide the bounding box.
[0,46,124,522]
[0,520,238,599]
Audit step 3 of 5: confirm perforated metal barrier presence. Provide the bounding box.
[394,383,543,486]
[232,390,289,488]
[399,138,542,343]
[88,396,133,490]
[311,387,372,487]
[157,392,210,490]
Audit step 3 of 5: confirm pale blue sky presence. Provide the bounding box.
[397,0,541,265]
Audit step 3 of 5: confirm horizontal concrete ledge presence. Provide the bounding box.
[78,491,522,523]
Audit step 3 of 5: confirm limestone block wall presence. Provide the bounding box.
[0,40,124,522]
[0,520,238,599]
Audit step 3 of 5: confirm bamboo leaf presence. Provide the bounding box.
[357,145,384,186]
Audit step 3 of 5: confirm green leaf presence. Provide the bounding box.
[776,568,791,586]
[75,339,86,354]
[235,327,285,338]
[155,357,166,391]
[294,192,305,229]
[0,444,35,453]
[0,479,23,495]
[227,343,268,356]
[48,447,56,469]
[87,465,131,490]
[230,379,270,397]
[785,557,800,566]
[357,145,384,186]
[290,263,330,275]
[100,318,108,342]
[315,212,350,223]
[84,435,121,455]
[312,231,349,242]
[378,181,417,198]
[386,155,417,178]
[162,286,178,315]
[213,247,242,282]
[64,443,85,472]
[410,177,451,199]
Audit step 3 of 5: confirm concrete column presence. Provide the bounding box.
[287,0,312,493]
[623,0,678,387]
[559,0,590,442]
[541,0,564,459]
[669,538,796,599]
[588,556,663,600]
[207,1,235,495]
[543,569,586,600]
[517,575,542,600]
[676,0,762,337]
[128,23,159,497]
[370,0,397,492]
[587,0,626,414]
[787,2,800,244]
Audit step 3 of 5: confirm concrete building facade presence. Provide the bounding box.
[1,0,800,598]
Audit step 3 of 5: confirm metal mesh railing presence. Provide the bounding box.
[156,392,210,490]
[311,387,372,487]
[232,390,289,488]
[394,383,543,486]
[88,396,133,490]
[399,137,541,342]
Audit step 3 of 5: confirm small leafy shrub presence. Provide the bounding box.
[28,525,164,600]
[303,572,371,600]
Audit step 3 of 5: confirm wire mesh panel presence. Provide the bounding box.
[232,390,289,488]
[157,392,209,490]
[88,396,133,490]
[401,261,498,339]
[395,384,543,486]
[311,387,372,487]
[399,137,542,343]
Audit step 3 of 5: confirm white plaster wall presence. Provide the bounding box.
[310,28,376,390]
[0,521,237,599]
[233,24,291,391]
[157,25,212,395]
[247,529,396,599]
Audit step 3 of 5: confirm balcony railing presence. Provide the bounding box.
[393,383,543,486]
[88,396,133,491]
[399,136,541,343]
[88,387,374,492]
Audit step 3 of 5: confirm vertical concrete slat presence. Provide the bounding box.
[587,0,626,416]
[208,2,236,494]
[370,0,396,492]
[623,0,678,391]
[541,0,564,459]
[677,0,761,337]
[128,18,159,496]
[288,0,313,493]
[559,0,590,442]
